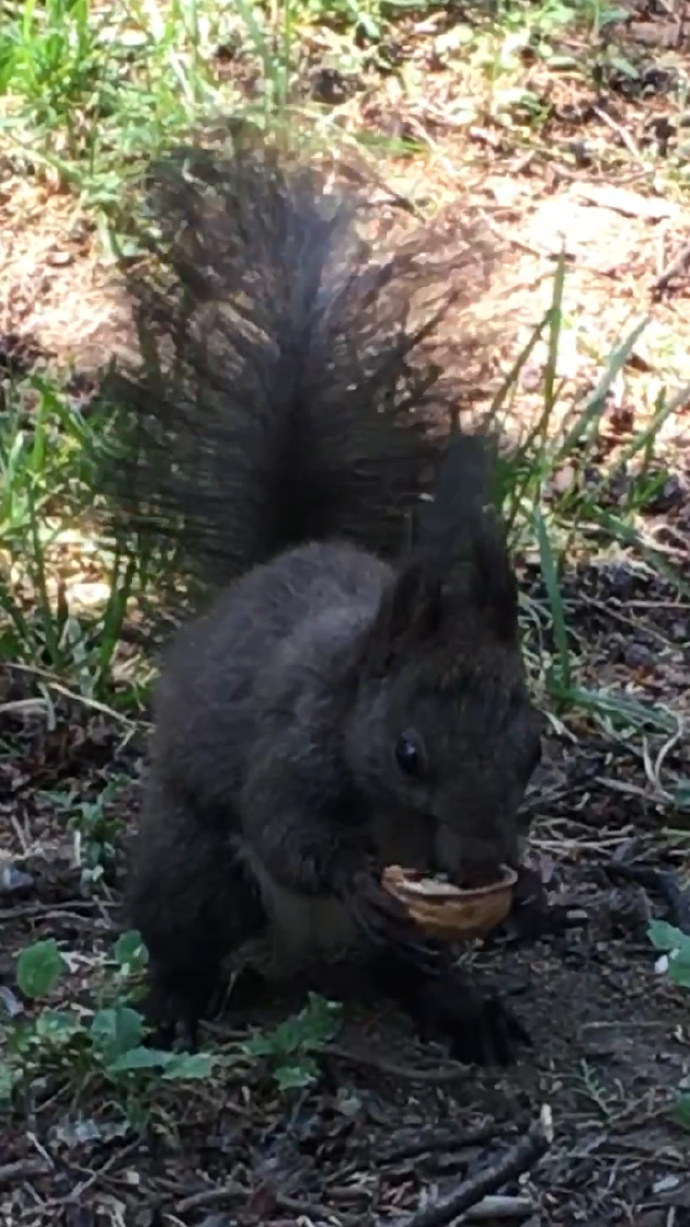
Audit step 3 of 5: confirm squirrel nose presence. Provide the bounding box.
[453,855,503,889]
[436,826,509,888]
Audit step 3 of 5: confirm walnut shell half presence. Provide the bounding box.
[382,864,518,941]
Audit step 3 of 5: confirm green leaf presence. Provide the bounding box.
[607,53,638,78]
[34,1010,82,1043]
[243,1033,275,1059]
[0,1062,18,1102]
[535,508,571,692]
[242,995,341,1065]
[675,1093,690,1132]
[113,930,149,973]
[16,940,67,999]
[673,782,690,812]
[648,922,690,988]
[301,993,341,1046]
[648,921,688,952]
[106,1046,214,1079]
[105,1046,171,1074]
[90,1006,143,1063]
[667,957,690,990]
[274,1061,318,1091]
[161,1052,215,1080]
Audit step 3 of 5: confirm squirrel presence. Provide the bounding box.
[93,131,543,1067]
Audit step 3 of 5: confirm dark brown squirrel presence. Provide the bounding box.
[93,132,543,1066]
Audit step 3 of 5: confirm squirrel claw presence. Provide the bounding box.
[415,976,530,1067]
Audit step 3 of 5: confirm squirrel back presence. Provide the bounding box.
[93,134,496,618]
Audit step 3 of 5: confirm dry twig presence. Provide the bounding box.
[323,1043,470,1084]
[462,1194,535,1220]
[383,1105,553,1227]
[376,1120,508,1164]
[651,239,690,297]
[0,1159,53,1185]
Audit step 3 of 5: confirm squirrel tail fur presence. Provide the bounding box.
[93,132,495,618]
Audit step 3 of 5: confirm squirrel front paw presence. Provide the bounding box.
[414,974,530,1067]
[345,869,442,976]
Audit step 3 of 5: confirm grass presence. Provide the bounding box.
[1,0,687,783]
[1,0,669,205]
[1,10,686,713]
[0,373,147,707]
[1,0,689,1123]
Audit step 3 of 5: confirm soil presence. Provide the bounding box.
[2,691,690,1227]
[2,531,690,1226]
[2,1,690,1224]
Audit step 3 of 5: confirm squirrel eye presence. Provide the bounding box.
[395,732,421,777]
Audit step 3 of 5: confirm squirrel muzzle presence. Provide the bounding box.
[434,820,521,889]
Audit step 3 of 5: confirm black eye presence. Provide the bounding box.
[395,732,422,777]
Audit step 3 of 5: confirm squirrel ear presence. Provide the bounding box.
[418,433,519,644]
[363,562,445,675]
[465,526,519,642]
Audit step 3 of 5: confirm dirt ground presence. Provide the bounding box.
[2,2,690,1225]
[2,694,690,1227]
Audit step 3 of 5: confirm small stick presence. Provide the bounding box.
[384,1105,553,1227]
[175,1181,245,1212]
[175,1180,358,1224]
[276,1191,358,1224]
[591,105,641,163]
[0,1159,53,1185]
[462,1194,535,1220]
[323,1044,469,1084]
[377,1120,509,1163]
[651,240,690,297]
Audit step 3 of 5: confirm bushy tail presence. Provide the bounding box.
[92,130,494,619]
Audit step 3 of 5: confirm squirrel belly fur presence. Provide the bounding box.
[94,132,543,1066]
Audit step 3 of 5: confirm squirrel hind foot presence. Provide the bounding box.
[139,956,224,1049]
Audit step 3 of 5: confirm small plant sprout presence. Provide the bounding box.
[67,776,129,890]
[1,935,215,1127]
[242,993,342,1090]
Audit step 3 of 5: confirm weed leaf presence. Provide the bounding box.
[16,940,68,999]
